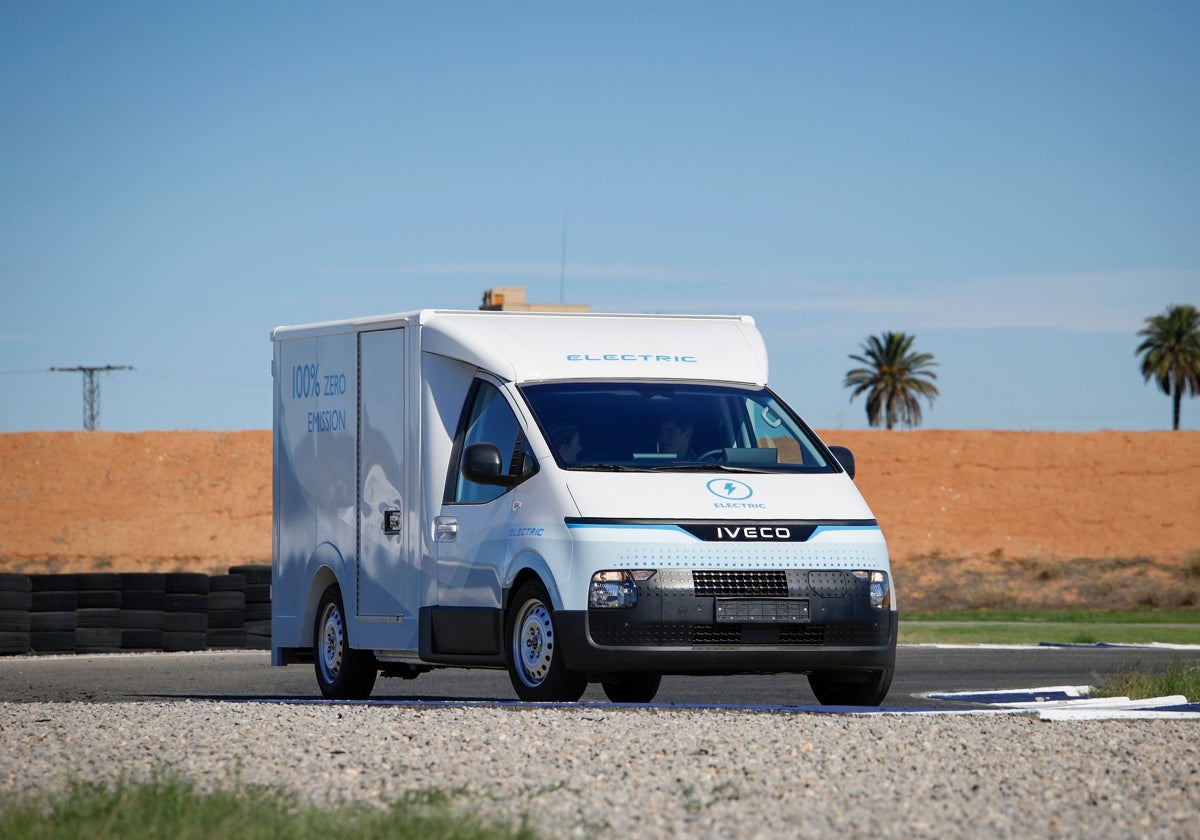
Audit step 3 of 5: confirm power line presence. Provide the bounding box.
[50,365,133,431]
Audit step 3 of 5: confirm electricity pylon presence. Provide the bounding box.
[50,365,133,430]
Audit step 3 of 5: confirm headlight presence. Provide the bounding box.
[589,570,638,609]
[853,570,891,610]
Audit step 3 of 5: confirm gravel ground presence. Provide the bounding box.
[1,701,1197,838]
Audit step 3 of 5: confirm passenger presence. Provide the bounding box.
[549,422,582,464]
[656,416,696,459]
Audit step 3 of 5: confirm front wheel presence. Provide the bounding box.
[807,667,892,706]
[506,580,586,702]
[601,673,662,703]
[314,584,378,700]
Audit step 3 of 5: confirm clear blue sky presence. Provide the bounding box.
[2,2,1197,432]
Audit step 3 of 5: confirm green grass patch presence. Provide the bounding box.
[905,608,1200,624]
[0,778,536,840]
[899,608,1200,645]
[1092,658,1200,702]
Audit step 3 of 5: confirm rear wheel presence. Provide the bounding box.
[808,667,893,706]
[314,584,377,700]
[601,673,662,703]
[506,580,586,702]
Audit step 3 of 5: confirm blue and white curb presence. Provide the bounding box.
[925,685,1200,720]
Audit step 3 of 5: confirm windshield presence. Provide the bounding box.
[519,381,838,473]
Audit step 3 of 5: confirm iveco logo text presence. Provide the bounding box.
[705,479,765,509]
[716,526,791,540]
[565,354,698,363]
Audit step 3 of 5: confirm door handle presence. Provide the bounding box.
[435,516,458,542]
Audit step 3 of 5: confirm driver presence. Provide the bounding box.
[656,416,696,459]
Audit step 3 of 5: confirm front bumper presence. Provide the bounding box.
[558,567,897,676]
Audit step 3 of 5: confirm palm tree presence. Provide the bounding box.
[1136,303,1200,431]
[844,332,939,430]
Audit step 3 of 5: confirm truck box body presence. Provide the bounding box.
[271,309,896,703]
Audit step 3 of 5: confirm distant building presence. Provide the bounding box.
[480,286,589,313]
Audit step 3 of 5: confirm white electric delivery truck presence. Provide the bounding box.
[270,310,896,704]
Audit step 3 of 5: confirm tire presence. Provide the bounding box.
[208,591,246,612]
[164,612,208,634]
[0,610,32,633]
[601,673,663,703]
[31,631,75,653]
[76,589,121,609]
[807,667,894,707]
[120,629,164,650]
[120,610,165,631]
[0,591,31,611]
[228,565,271,585]
[121,590,166,611]
[207,609,245,629]
[76,608,120,629]
[120,573,165,591]
[75,626,121,653]
[77,573,121,591]
[163,631,208,652]
[32,591,78,612]
[208,574,245,592]
[0,574,32,593]
[244,602,271,622]
[244,583,271,603]
[165,573,209,595]
[245,618,271,647]
[30,574,76,592]
[31,611,76,632]
[505,579,586,703]
[165,593,208,613]
[206,628,247,649]
[0,631,31,655]
[314,584,377,700]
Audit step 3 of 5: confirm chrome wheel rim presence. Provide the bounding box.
[318,602,345,684]
[513,598,554,687]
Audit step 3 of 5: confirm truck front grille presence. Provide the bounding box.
[692,570,789,597]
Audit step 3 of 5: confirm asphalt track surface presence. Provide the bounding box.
[2,645,1197,710]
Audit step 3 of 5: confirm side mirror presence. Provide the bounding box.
[462,442,515,487]
[828,445,856,480]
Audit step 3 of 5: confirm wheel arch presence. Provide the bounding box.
[300,543,345,648]
[504,550,562,612]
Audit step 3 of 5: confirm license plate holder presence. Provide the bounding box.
[715,598,810,623]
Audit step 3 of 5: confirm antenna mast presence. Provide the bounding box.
[50,365,133,430]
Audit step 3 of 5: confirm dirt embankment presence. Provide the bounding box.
[1,430,1197,611]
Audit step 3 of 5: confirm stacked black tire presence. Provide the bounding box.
[30,574,77,655]
[207,573,247,649]
[232,565,271,649]
[0,574,32,656]
[120,573,166,651]
[165,573,209,652]
[76,573,122,654]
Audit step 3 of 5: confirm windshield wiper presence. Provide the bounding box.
[645,463,773,474]
[570,463,640,472]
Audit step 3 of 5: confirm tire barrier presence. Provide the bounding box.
[0,566,272,657]
[231,564,271,650]
[206,573,248,650]
[120,573,165,651]
[30,574,77,654]
[164,573,209,653]
[0,573,33,656]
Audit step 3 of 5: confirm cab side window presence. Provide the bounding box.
[453,381,522,504]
